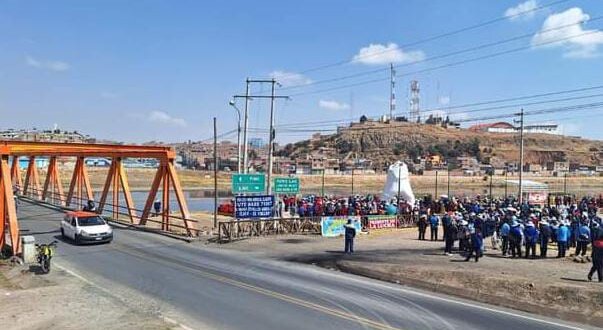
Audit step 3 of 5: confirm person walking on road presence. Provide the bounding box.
[344,218,356,254]
[418,215,427,241]
[429,214,439,241]
[588,222,603,282]
[557,221,570,258]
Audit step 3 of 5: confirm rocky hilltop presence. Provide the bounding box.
[278,121,603,169]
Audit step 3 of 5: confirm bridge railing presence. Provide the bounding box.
[21,186,202,237]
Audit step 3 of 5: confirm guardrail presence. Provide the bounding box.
[218,217,322,243]
[217,214,418,243]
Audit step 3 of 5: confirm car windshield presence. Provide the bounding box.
[77,216,106,226]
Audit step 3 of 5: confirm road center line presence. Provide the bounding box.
[114,247,402,330]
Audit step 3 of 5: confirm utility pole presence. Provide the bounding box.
[504,170,508,198]
[266,79,276,195]
[233,79,288,192]
[516,108,525,204]
[435,171,438,199]
[351,168,355,195]
[389,63,396,121]
[489,171,493,200]
[228,101,242,173]
[242,79,250,173]
[213,117,218,229]
[321,169,325,197]
[447,165,451,198]
[233,79,288,175]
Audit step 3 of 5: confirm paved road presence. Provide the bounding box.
[17,201,591,330]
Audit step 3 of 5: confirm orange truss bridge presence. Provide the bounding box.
[0,141,195,256]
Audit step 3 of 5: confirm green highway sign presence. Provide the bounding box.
[273,177,300,194]
[232,174,266,193]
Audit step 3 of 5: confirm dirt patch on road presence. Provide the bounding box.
[219,229,603,327]
[0,263,181,330]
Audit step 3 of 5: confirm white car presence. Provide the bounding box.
[61,211,113,244]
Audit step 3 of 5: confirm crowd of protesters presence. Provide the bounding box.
[417,195,603,282]
[275,194,411,218]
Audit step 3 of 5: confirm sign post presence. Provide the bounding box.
[273,177,300,194]
[232,174,266,193]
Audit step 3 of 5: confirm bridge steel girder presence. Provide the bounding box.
[0,140,194,256]
[0,153,20,256]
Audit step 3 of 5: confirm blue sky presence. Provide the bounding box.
[1,0,602,143]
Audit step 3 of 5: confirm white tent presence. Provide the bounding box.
[382,161,415,206]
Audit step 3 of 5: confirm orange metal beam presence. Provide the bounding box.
[118,161,137,223]
[98,161,116,214]
[140,163,164,225]
[4,140,176,159]
[0,156,20,255]
[10,157,23,192]
[112,158,121,220]
[23,156,41,199]
[167,161,192,235]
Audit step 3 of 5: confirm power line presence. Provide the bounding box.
[278,15,600,92]
[287,29,602,98]
[273,0,570,79]
[275,83,603,129]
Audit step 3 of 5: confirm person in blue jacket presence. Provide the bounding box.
[465,227,484,262]
[524,221,539,259]
[557,221,570,258]
[575,220,591,257]
[429,214,440,241]
[500,220,511,256]
[539,219,552,258]
[509,220,523,258]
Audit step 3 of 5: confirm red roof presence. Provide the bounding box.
[66,211,99,217]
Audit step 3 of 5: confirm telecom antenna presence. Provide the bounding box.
[410,80,420,123]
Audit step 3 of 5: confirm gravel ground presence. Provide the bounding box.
[0,262,183,330]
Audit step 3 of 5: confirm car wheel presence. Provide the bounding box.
[74,234,80,245]
[60,228,65,237]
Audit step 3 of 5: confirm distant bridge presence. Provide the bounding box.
[0,141,195,255]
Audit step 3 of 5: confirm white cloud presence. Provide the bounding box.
[319,99,350,111]
[25,55,70,71]
[352,43,425,65]
[532,7,603,58]
[148,111,187,127]
[505,0,539,21]
[269,70,312,87]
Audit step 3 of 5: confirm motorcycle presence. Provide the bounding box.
[35,241,58,274]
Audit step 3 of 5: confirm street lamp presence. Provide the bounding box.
[229,100,242,174]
